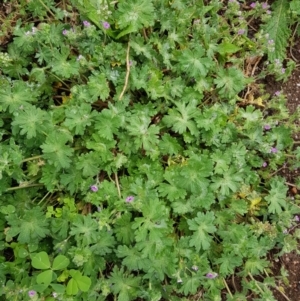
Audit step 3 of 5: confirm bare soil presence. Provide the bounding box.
[266,39,300,301]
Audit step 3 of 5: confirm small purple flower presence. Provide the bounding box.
[262,162,268,168]
[264,124,271,130]
[83,20,91,27]
[62,29,68,35]
[102,21,110,29]
[270,147,278,153]
[28,290,37,298]
[266,10,271,14]
[294,215,300,222]
[268,39,274,45]
[206,272,218,279]
[281,68,285,74]
[274,91,281,96]
[238,29,245,35]
[250,2,256,8]
[262,2,270,9]
[125,196,134,203]
[90,185,98,192]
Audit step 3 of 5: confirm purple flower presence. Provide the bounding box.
[274,91,281,96]
[262,162,268,168]
[125,196,134,203]
[102,21,110,29]
[206,272,218,279]
[28,290,37,298]
[250,2,256,8]
[295,215,300,222]
[90,185,98,192]
[281,68,285,74]
[262,2,270,9]
[264,124,271,130]
[62,29,68,35]
[83,20,91,27]
[270,147,278,153]
[238,29,245,35]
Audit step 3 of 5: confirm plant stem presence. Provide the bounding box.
[114,172,121,198]
[248,273,264,295]
[222,278,233,298]
[37,0,56,18]
[38,191,51,205]
[6,183,44,191]
[21,155,42,163]
[119,40,131,100]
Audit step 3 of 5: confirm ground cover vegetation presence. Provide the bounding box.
[0,0,300,300]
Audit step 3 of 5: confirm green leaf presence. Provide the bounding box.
[32,252,51,270]
[214,67,247,99]
[75,275,91,292]
[94,109,122,141]
[66,278,78,295]
[17,247,29,258]
[117,0,155,31]
[51,46,79,78]
[264,0,290,61]
[109,266,141,301]
[177,47,213,77]
[62,104,95,135]
[188,212,217,252]
[0,80,37,113]
[265,178,288,214]
[116,24,136,39]
[126,114,160,153]
[179,275,201,296]
[70,215,99,246]
[290,0,300,14]
[41,132,74,170]
[211,167,243,196]
[114,213,135,244]
[36,270,53,286]
[217,42,241,56]
[75,151,103,178]
[87,72,110,102]
[215,253,243,276]
[52,255,70,270]
[6,207,50,244]
[50,284,65,294]
[162,100,199,135]
[11,105,50,139]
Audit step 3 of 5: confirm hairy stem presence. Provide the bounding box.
[119,40,131,100]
